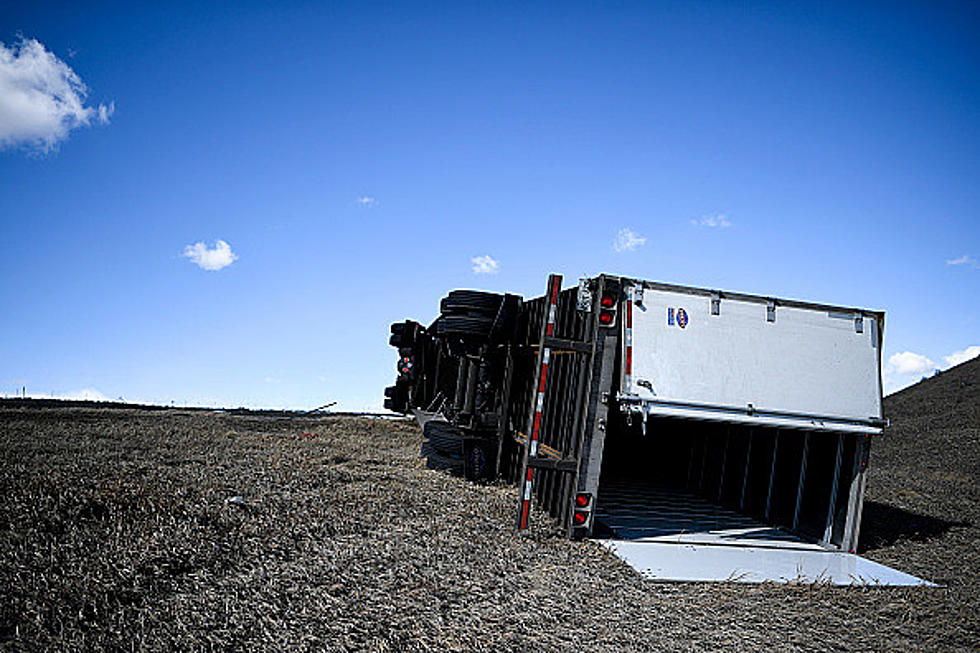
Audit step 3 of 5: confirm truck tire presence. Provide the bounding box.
[440,290,503,316]
[465,442,488,481]
[424,426,464,455]
[424,450,464,475]
[436,315,494,338]
[389,321,418,348]
[428,433,463,456]
[384,382,409,413]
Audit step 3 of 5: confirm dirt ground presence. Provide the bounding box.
[1,359,976,651]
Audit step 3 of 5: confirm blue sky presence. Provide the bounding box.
[1,1,977,409]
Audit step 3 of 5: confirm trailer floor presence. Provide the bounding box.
[593,480,933,585]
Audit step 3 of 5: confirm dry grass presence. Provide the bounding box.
[0,360,976,650]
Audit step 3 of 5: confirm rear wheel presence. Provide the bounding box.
[436,315,494,338]
[383,382,409,413]
[440,290,503,315]
[424,450,464,475]
[465,441,488,481]
[423,421,464,455]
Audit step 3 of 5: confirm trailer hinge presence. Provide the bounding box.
[577,278,593,312]
[633,286,644,308]
[767,300,776,323]
[620,402,646,432]
[854,315,864,334]
[711,293,721,316]
[600,391,610,405]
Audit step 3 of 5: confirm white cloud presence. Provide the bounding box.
[943,345,980,368]
[182,239,238,271]
[471,254,499,275]
[613,227,647,252]
[946,254,978,268]
[0,37,113,152]
[883,351,936,394]
[97,101,114,124]
[886,351,936,376]
[691,213,733,228]
[882,345,980,395]
[355,197,376,207]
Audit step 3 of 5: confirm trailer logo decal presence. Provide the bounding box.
[677,308,688,328]
[668,307,688,328]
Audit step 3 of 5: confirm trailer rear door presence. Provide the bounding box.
[622,283,885,434]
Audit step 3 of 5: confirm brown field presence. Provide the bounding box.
[1,359,977,650]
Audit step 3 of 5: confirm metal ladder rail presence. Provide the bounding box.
[516,274,562,530]
[515,275,594,531]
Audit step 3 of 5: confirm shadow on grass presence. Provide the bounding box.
[858,500,970,552]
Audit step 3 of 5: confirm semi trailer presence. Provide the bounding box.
[384,273,929,584]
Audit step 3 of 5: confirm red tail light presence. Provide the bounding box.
[599,310,614,325]
[600,292,617,308]
[573,511,588,526]
[575,493,590,508]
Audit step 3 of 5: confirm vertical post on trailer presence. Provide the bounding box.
[842,433,872,553]
[792,431,811,531]
[764,432,780,522]
[516,274,562,531]
[822,433,844,545]
[739,428,754,511]
[493,344,514,479]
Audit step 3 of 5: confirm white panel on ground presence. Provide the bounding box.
[598,540,936,586]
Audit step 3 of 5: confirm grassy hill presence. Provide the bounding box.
[0,360,976,650]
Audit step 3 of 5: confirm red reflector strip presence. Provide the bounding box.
[545,277,560,335]
[519,274,563,531]
[519,468,534,529]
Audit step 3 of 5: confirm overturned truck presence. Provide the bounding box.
[385,274,887,557]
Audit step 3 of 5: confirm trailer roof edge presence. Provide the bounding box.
[597,274,886,317]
